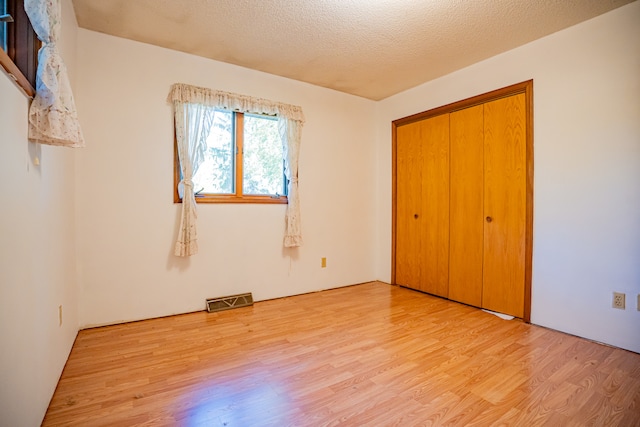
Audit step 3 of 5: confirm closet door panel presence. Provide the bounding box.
[483,94,527,318]
[449,105,484,307]
[395,121,423,289]
[421,114,450,297]
[395,114,449,296]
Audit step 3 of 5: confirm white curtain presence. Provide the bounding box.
[24,0,84,147]
[168,83,305,255]
[173,102,213,256]
[280,118,303,247]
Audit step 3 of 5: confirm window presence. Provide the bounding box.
[1,1,8,52]
[0,0,38,96]
[174,108,288,204]
[169,83,304,255]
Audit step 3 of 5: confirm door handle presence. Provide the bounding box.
[486,216,493,223]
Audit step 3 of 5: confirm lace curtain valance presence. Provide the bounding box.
[167,83,305,123]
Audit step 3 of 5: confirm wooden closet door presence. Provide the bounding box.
[395,115,449,296]
[395,121,423,289]
[483,93,527,318]
[449,105,484,307]
[422,114,450,297]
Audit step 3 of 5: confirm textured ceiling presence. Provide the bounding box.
[71,0,635,100]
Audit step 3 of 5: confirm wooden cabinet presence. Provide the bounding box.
[393,82,532,320]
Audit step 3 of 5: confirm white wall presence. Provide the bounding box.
[74,30,378,327]
[1,3,636,425]
[0,1,79,425]
[375,2,640,353]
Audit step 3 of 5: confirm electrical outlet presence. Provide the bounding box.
[58,305,63,326]
[321,257,327,268]
[612,292,625,309]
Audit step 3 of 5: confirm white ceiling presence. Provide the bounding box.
[71,0,635,100]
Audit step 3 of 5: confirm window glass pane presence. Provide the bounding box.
[0,0,7,53]
[243,114,286,196]
[192,109,234,194]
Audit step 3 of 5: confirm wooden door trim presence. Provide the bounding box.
[391,80,533,323]
[523,82,534,323]
[391,120,398,291]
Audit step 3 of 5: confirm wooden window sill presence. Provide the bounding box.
[0,47,35,98]
[175,195,288,204]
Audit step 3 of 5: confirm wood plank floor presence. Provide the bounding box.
[43,282,640,426]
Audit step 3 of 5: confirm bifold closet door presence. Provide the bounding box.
[483,93,527,318]
[395,121,422,290]
[395,114,449,296]
[449,104,484,307]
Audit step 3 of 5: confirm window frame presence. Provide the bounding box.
[173,110,289,205]
[0,0,38,97]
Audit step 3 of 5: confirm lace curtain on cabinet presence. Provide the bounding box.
[24,0,84,147]
[168,83,305,256]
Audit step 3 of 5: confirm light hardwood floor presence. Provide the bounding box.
[43,282,640,426]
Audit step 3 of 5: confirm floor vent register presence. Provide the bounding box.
[206,293,254,313]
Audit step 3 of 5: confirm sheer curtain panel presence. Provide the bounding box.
[173,102,213,256]
[24,0,84,147]
[168,83,305,256]
[280,117,303,247]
